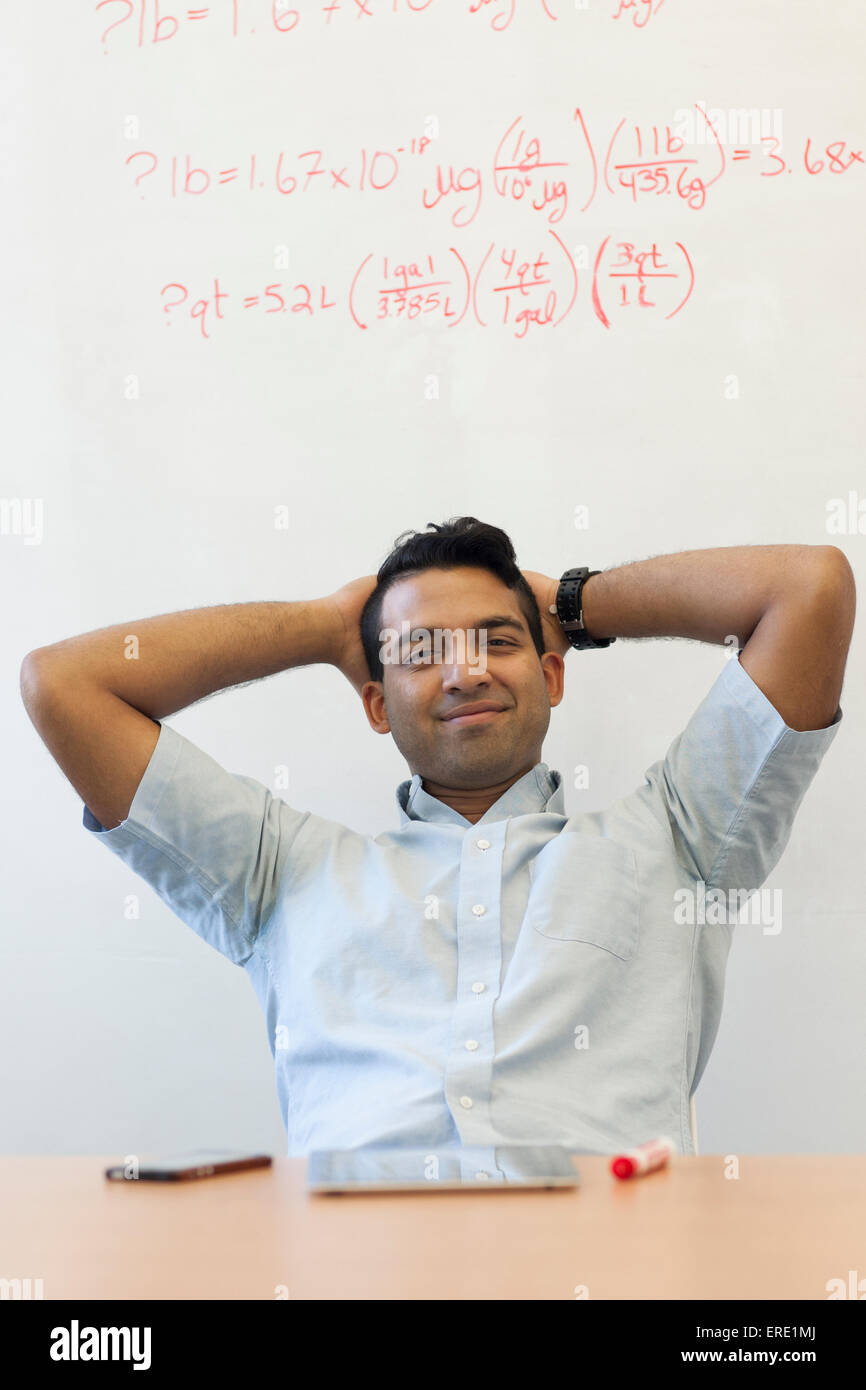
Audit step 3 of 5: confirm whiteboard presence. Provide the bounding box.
[4,1,864,1156]
[6,1,865,513]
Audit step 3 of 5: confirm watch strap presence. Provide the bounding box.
[553,567,614,650]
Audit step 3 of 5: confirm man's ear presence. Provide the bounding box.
[541,651,565,709]
[361,680,390,734]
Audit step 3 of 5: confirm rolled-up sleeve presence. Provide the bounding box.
[641,655,843,894]
[82,722,310,965]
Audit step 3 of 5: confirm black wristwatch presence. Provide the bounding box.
[552,567,614,650]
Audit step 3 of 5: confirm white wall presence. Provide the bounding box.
[3,1,863,1155]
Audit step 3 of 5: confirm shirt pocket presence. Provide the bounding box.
[528,830,640,961]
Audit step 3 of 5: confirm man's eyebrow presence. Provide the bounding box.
[410,615,527,634]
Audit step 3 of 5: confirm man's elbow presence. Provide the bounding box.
[818,544,855,583]
[813,546,856,635]
[19,649,52,710]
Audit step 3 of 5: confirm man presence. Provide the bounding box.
[20,517,854,1158]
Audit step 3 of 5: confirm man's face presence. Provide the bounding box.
[361,566,564,788]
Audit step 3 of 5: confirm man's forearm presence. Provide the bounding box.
[579,544,836,647]
[26,599,343,721]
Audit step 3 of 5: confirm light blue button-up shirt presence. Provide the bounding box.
[82,656,841,1158]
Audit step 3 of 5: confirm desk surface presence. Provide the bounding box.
[1,1154,861,1300]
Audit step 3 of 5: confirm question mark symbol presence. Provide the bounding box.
[161,284,188,326]
[96,0,135,54]
[126,152,158,199]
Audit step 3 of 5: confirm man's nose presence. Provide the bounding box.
[438,630,489,682]
[441,660,490,688]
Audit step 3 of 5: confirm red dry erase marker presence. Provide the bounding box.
[610,1136,676,1180]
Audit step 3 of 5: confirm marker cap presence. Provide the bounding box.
[611,1156,635,1179]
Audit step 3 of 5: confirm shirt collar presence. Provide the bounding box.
[396,763,564,827]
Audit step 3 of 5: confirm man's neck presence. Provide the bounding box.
[419,764,537,824]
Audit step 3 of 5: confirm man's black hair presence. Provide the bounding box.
[359,516,546,683]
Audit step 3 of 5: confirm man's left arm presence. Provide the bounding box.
[527,545,855,732]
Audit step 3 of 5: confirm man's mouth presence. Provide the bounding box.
[441,709,505,727]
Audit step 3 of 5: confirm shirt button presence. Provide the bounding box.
[475,1171,489,1181]
[471,982,485,994]
[459,1096,473,1109]
[471,904,486,916]
[465,1039,479,1051]
[476,839,491,850]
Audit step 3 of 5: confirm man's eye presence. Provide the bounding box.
[401,638,510,662]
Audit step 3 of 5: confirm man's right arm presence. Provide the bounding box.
[19,596,350,832]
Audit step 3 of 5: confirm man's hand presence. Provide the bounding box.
[327,575,378,697]
[521,570,571,658]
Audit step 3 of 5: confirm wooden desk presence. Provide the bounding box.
[1,1155,861,1300]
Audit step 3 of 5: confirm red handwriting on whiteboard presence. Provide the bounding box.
[125,139,430,200]
[467,0,561,31]
[160,278,336,338]
[594,238,693,326]
[803,140,864,174]
[607,118,713,211]
[96,0,300,52]
[372,256,461,324]
[478,243,571,338]
[421,164,484,228]
[95,0,670,51]
[611,0,665,28]
[493,118,569,223]
[160,237,694,339]
[123,110,862,220]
